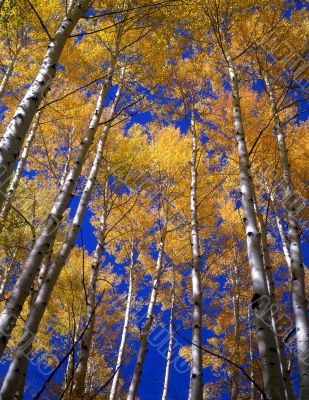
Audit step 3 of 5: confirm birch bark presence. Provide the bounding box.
[264,75,309,399]
[0,250,16,300]
[189,116,203,400]
[0,112,40,226]
[0,0,91,208]
[59,132,73,188]
[73,79,124,394]
[248,309,255,400]
[272,203,292,278]
[253,188,294,400]
[225,51,285,400]
[13,359,28,399]
[109,251,134,400]
[0,42,23,99]
[63,319,81,396]
[231,263,240,400]
[0,80,122,398]
[72,185,109,396]
[161,289,175,400]
[127,228,166,400]
[0,53,118,358]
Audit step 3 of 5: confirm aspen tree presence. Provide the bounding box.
[0,0,91,208]
[0,112,41,226]
[161,287,175,400]
[189,115,203,399]
[0,41,120,358]
[0,78,123,398]
[72,185,109,396]
[127,226,167,400]
[231,262,240,400]
[264,75,309,400]
[272,202,292,279]
[0,250,16,299]
[0,41,23,99]
[223,44,285,399]
[253,186,295,400]
[109,250,134,400]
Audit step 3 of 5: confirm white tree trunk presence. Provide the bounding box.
[127,228,166,400]
[72,74,124,394]
[248,309,255,400]
[11,255,50,400]
[189,116,203,400]
[0,81,122,398]
[29,249,53,307]
[72,186,109,396]
[268,191,292,279]
[0,55,118,358]
[264,75,309,400]
[231,262,240,400]
[109,252,134,400]
[63,320,81,396]
[59,131,73,188]
[13,357,28,399]
[253,189,295,400]
[37,251,52,292]
[0,250,17,300]
[0,112,40,225]
[0,0,91,208]
[226,51,285,400]
[0,43,22,99]
[161,289,175,400]
[275,212,292,276]
[67,0,76,13]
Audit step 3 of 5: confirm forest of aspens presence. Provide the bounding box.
[0,0,308,399]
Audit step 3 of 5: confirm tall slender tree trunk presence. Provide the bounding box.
[13,358,28,399]
[231,262,240,400]
[0,43,22,99]
[0,0,91,208]
[161,288,175,400]
[0,250,17,300]
[0,112,40,226]
[109,250,134,400]
[225,50,285,400]
[11,255,49,400]
[0,79,122,398]
[59,131,73,188]
[267,190,292,280]
[0,53,118,358]
[28,249,53,308]
[37,251,52,292]
[72,186,109,397]
[63,318,81,397]
[248,309,255,400]
[264,75,309,399]
[71,74,124,395]
[273,206,292,278]
[252,188,295,400]
[271,192,295,374]
[189,116,203,400]
[127,228,166,400]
